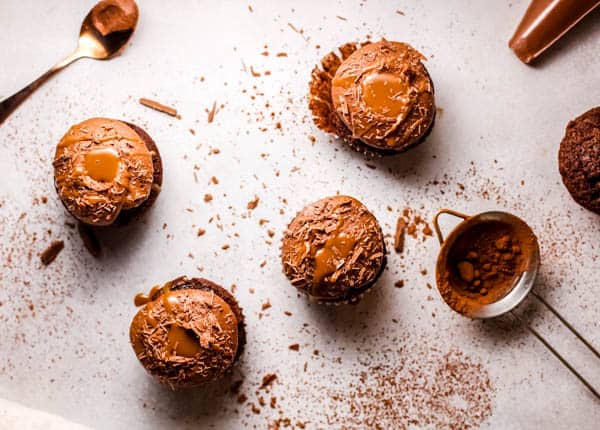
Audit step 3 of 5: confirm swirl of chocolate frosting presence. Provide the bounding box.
[330,40,435,152]
[53,118,154,226]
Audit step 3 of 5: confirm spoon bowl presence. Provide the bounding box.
[77,0,138,60]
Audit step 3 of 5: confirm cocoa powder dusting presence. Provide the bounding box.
[241,337,494,429]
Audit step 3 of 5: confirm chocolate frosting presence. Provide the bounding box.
[90,0,139,37]
[281,195,386,303]
[330,41,435,151]
[53,118,154,226]
[309,41,435,155]
[130,277,241,389]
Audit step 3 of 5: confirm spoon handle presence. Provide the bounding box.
[0,50,82,126]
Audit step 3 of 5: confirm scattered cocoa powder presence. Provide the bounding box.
[250,337,494,430]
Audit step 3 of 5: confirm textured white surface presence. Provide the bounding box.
[0,1,599,429]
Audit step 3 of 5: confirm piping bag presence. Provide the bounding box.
[509,0,600,64]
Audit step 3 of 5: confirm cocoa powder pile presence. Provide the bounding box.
[455,232,523,296]
[436,218,537,315]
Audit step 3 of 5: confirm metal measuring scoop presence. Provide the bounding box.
[432,208,600,399]
[0,0,139,126]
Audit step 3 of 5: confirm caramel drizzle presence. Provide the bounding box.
[312,216,358,286]
[134,279,203,358]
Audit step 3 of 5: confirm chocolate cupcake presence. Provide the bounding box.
[309,40,435,156]
[53,118,162,226]
[558,107,600,215]
[281,196,386,304]
[130,276,245,389]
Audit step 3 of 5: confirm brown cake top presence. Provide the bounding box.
[90,0,139,37]
[558,106,600,214]
[53,118,154,226]
[281,195,385,302]
[330,40,434,151]
[130,277,240,389]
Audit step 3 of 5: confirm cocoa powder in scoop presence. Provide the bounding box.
[437,218,537,315]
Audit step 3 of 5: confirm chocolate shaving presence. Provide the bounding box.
[260,373,278,389]
[139,98,178,117]
[394,217,406,253]
[207,101,217,123]
[40,240,64,265]
[250,66,261,77]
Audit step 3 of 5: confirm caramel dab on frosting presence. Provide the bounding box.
[53,118,154,226]
[130,277,241,388]
[331,41,433,148]
[312,227,357,286]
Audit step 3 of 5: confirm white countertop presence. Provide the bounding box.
[1,1,599,429]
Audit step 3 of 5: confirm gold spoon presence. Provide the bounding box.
[0,0,139,125]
